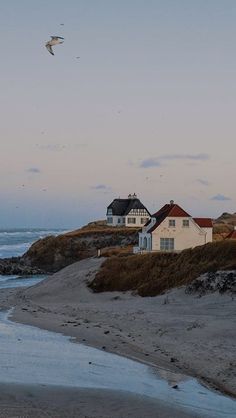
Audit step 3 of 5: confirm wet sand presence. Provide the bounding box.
[0,384,195,418]
[0,257,235,416]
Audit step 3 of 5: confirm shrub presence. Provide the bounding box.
[89,240,236,296]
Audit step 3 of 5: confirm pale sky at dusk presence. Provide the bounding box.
[1,0,235,228]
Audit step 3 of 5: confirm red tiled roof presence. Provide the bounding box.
[152,204,170,218]
[152,203,190,218]
[146,203,213,233]
[225,229,236,239]
[193,218,213,228]
[148,203,191,233]
[168,205,190,217]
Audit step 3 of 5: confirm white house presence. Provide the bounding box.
[135,200,213,252]
[106,194,151,227]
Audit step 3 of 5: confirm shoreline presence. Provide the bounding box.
[0,257,236,399]
[8,306,236,400]
[1,304,235,401]
[0,383,195,418]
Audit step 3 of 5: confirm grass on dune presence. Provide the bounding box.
[89,240,236,297]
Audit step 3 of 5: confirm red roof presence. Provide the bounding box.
[193,218,213,228]
[152,204,190,218]
[148,203,191,233]
[147,202,213,233]
[225,229,236,239]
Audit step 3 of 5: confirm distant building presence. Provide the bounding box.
[225,227,236,240]
[134,200,213,252]
[106,194,151,227]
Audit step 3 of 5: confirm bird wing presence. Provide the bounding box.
[51,36,64,40]
[46,43,54,55]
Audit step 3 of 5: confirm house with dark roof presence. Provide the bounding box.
[106,194,151,227]
[135,200,213,252]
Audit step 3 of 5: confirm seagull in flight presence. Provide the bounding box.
[45,36,64,55]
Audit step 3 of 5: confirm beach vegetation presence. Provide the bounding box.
[89,240,236,296]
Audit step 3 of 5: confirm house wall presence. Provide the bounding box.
[151,217,209,251]
[107,216,125,227]
[139,233,152,250]
[124,215,150,228]
[201,227,213,243]
[107,213,150,228]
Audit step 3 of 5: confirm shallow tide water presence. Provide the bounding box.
[0,275,46,289]
[0,310,235,418]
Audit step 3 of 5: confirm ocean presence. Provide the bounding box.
[0,228,67,259]
[0,228,68,289]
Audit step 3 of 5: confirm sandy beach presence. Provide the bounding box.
[0,257,235,416]
[0,384,195,418]
[1,257,234,395]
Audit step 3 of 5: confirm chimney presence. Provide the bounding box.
[128,193,137,199]
[170,200,174,205]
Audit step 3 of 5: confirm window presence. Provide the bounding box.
[129,209,148,216]
[169,219,175,227]
[183,219,189,228]
[160,238,174,251]
[123,217,125,223]
[118,218,121,224]
[128,217,136,224]
[107,208,112,215]
[141,217,149,224]
[107,217,113,224]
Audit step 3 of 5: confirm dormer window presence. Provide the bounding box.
[107,208,113,215]
[169,219,175,227]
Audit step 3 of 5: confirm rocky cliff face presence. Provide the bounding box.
[22,224,139,273]
[3,213,234,275]
[0,257,45,276]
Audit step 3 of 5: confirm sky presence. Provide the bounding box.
[0,0,236,228]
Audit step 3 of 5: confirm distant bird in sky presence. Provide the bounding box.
[45,36,64,56]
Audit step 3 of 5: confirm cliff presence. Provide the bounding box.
[3,213,235,275]
[22,221,139,272]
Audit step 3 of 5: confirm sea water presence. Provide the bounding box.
[0,309,235,418]
[0,228,67,259]
[0,228,67,289]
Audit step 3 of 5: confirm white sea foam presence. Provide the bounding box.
[0,229,68,258]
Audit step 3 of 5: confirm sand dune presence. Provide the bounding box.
[5,257,235,398]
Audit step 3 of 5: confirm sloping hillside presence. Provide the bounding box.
[213,212,236,239]
[21,213,236,273]
[23,221,139,272]
[89,240,236,296]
